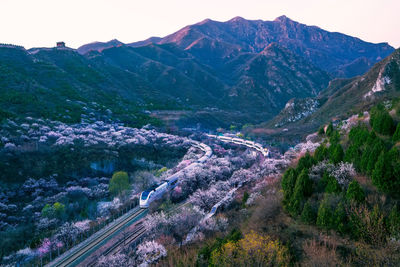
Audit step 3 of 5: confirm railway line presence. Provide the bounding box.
[47,208,147,267]
[46,140,212,267]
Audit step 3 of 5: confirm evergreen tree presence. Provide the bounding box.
[314,144,328,162]
[366,141,385,175]
[281,168,297,205]
[346,180,365,203]
[344,144,361,169]
[329,130,340,145]
[360,146,372,173]
[301,200,316,224]
[325,175,341,194]
[318,126,325,136]
[326,123,334,137]
[288,169,313,215]
[297,152,316,172]
[333,202,348,234]
[349,125,369,146]
[316,196,333,229]
[329,143,344,164]
[393,123,400,142]
[370,105,395,135]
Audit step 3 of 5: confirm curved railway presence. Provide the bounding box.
[47,140,212,267]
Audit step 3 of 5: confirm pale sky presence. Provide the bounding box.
[0,0,399,49]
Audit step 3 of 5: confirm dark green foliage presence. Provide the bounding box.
[325,175,341,194]
[287,169,313,216]
[366,141,385,175]
[333,202,348,234]
[329,143,344,164]
[346,181,365,203]
[349,125,369,147]
[326,123,334,137]
[370,105,395,135]
[242,191,249,207]
[281,168,297,205]
[318,126,325,136]
[344,144,361,168]
[329,130,340,144]
[301,200,316,224]
[316,196,334,229]
[296,152,316,172]
[372,149,400,195]
[392,123,400,142]
[314,144,328,162]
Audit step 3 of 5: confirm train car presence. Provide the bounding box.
[245,140,255,146]
[218,136,232,142]
[139,182,168,208]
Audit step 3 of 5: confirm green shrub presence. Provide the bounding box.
[109,171,130,197]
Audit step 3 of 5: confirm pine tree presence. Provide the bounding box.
[326,123,334,137]
[301,200,316,224]
[346,180,365,203]
[281,168,297,204]
[329,143,344,164]
[366,141,385,175]
[297,152,316,172]
[333,202,348,234]
[325,175,341,194]
[314,144,328,162]
[288,169,313,215]
[393,123,400,142]
[317,196,333,229]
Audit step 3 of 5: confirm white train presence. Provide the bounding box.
[140,141,212,208]
[208,134,269,157]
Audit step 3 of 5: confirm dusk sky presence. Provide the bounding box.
[1,0,399,49]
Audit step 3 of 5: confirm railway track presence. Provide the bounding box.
[47,208,147,267]
[86,223,146,266]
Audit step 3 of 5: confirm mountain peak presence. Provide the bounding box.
[229,16,246,22]
[197,18,213,25]
[274,15,293,23]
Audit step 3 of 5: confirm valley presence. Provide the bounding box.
[0,10,399,267]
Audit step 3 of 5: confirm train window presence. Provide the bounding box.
[141,191,150,200]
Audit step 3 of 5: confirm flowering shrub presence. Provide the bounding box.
[135,240,167,266]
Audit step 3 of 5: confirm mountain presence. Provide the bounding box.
[254,48,400,143]
[78,16,394,78]
[154,15,394,77]
[0,40,330,128]
[77,39,123,54]
[1,16,396,129]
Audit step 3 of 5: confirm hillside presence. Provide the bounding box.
[0,41,330,128]
[253,48,400,144]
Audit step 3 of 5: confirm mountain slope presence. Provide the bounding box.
[157,15,394,77]
[255,48,400,143]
